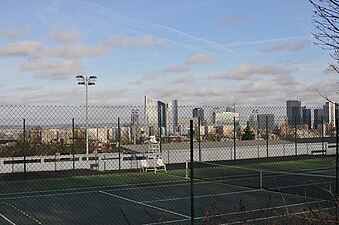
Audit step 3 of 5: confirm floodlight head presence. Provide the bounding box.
[88,75,97,85]
[76,75,84,79]
[76,75,85,85]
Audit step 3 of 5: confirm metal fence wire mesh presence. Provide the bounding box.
[0,104,338,225]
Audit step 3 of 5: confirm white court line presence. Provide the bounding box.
[269,180,335,191]
[143,189,259,203]
[0,214,16,225]
[99,191,190,219]
[225,206,335,225]
[0,179,187,200]
[144,199,329,225]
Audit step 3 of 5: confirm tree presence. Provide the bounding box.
[241,126,255,140]
[309,0,339,73]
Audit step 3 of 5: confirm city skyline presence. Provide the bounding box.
[0,0,338,106]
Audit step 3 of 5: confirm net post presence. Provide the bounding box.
[260,170,263,190]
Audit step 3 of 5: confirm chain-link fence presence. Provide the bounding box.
[0,104,337,224]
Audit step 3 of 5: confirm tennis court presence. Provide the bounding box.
[0,156,337,225]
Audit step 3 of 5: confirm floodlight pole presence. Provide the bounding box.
[76,75,97,157]
[85,82,89,156]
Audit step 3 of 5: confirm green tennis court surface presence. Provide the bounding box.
[0,156,337,224]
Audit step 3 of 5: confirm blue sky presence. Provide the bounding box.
[0,0,337,106]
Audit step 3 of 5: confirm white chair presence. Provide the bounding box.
[140,159,156,173]
[140,160,149,172]
[156,158,166,173]
[149,135,158,144]
[148,136,160,159]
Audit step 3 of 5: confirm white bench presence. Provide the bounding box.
[140,159,166,173]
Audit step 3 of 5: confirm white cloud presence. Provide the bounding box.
[107,34,166,47]
[274,75,298,86]
[173,75,198,84]
[42,43,108,59]
[185,54,212,64]
[0,26,31,40]
[211,64,292,80]
[48,29,79,42]
[0,41,43,57]
[240,81,283,94]
[261,40,309,54]
[164,64,190,73]
[20,58,81,79]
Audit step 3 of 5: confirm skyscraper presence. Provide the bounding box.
[158,101,167,135]
[257,114,274,130]
[131,109,139,144]
[167,100,178,134]
[193,107,204,123]
[144,95,158,127]
[286,100,302,127]
[323,101,336,128]
[144,95,178,136]
[302,106,311,129]
[313,108,324,129]
[210,108,221,124]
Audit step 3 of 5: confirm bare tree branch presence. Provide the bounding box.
[316,88,337,103]
[309,0,339,73]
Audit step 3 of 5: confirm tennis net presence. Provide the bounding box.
[186,161,336,200]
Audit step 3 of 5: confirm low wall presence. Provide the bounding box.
[0,142,329,174]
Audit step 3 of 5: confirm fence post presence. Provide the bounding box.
[322,116,324,157]
[266,116,268,158]
[23,118,26,178]
[294,116,297,158]
[190,119,194,225]
[336,117,338,222]
[198,116,201,162]
[233,117,236,160]
[118,117,121,171]
[72,118,75,172]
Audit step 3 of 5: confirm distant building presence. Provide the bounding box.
[158,101,167,135]
[323,102,336,128]
[131,109,139,144]
[210,108,221,124]
[313,108,324,129]
[302,106,311,129]
[193,107,204,124]
[215,111,240,126]
[144,95,178,136]
[257,114,274,130]
[247,114,257,129]
[167,100,179,134]
[144,95,158,127]
[286,100,302,127]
